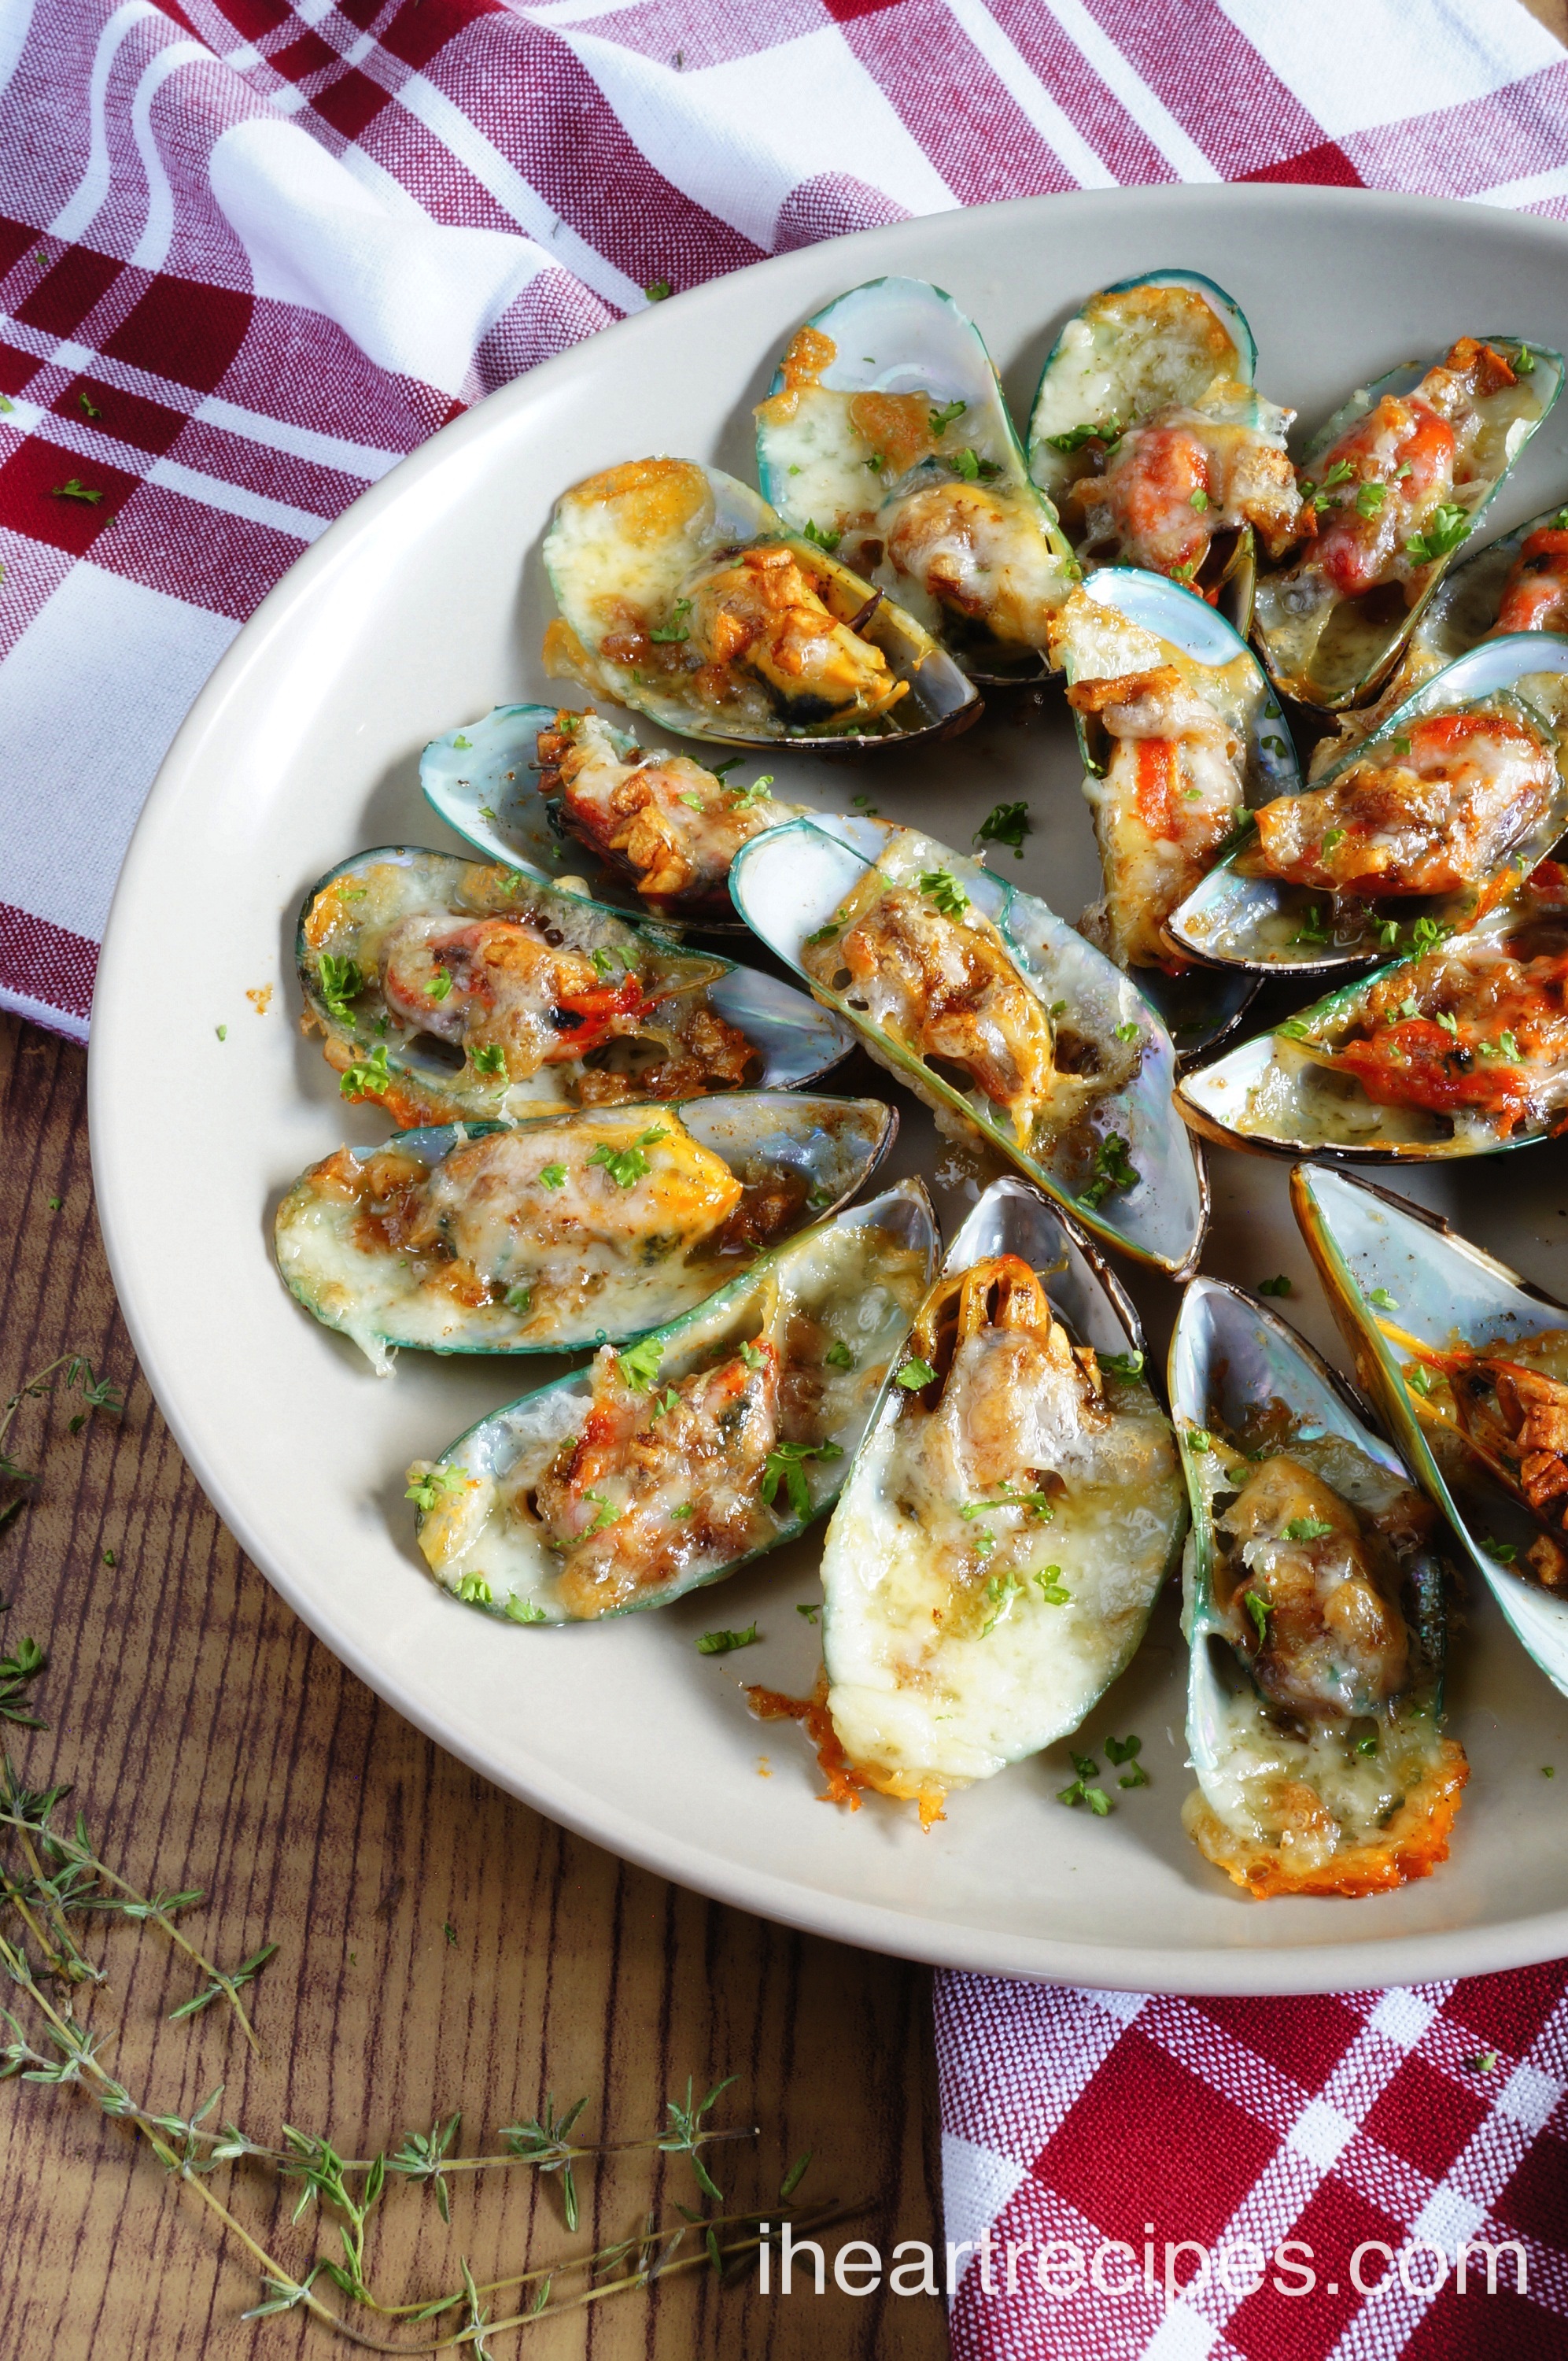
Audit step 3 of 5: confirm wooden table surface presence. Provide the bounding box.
[0,1009,946,2359]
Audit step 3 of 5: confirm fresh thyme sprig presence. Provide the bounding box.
[0,1351,124,1526]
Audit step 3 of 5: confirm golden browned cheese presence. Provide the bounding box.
[555,454,711,544]
[1184,1746,1469,1898]
[804,880,1055,1144]
[685,545,906,723]
[754,323,837,426]
[1083,280,1235,369]
[847,390,937,476]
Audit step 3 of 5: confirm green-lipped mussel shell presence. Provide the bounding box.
[756,275,1076,686]
[1168,635,1568,977]
[297,846,854,1121]
[1053,564,1297,1052]
[1026,269,1264,636]
[1252,340,1564,711]
[542,458,980,749]
[274,1091,896,1370]
[409,1178,938,1622]
[1292,1162,1568,1698]
[729,813,1209,1274]
[1169,1273,1453,1879]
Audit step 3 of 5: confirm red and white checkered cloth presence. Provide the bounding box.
[8,1,1568,2351]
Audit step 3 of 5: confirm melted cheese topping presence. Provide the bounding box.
[1186,1427,1464,1893]
[825,1306,1183,1792]
[1253,708,1557,897]
[275,1113,748,1372]
[537,711,793,911]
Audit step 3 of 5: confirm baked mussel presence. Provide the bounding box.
[1167,635,1568,977]
[1175,860,1568,1160]
[1292,1163,1568,1697]
[1027,270,1297,630]
[274,1091,895,1375]
[729,813,1208,1275]
[540,457,979,749]
[1048,566,1297,1050]
[421,701,800,928]
[1170,1275,1467,1897]
[755,275,1077,685]
[405,1178,937,1623]
[814,1177,1185,1825]
[297,848,854,1125]
[1252,335,1562,710]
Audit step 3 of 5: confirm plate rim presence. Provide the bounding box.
[89,180,1568,1995]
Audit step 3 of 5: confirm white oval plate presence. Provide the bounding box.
[91,187,1568,1993]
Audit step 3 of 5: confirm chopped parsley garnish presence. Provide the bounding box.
[897,1357,935,1390]
[1100,1350,1144,1380]
[456,1573,493,1605]
[696,1623,759,1655]
[425,967,454,1002]
[928,397,967,435]
[1212,811,1259,863]
[1034,1567,1070,1605]
[973,800,1030,859]
[318,952,362,1019]
[470,1042,507,1074]
[1186,1428,1213,1454]
[1406,1363,1434,1397]
[728,771,774,810]
[920,868,969,918]
[584,1491,619,1534]
[1322,459,1356,490]
[1057,1766,1112,1815]
[761,1439,843,1519]
[452,733,471,749]
[1355,1730,1378,1756]
[591,947,621,977]
[1481,1536,1517,1563]
[78,390,102,419]
[802,519,840,553]
[1436,1009,1459,1036]
[651,1387,681,1419]
[650,597,692,645]
[805,915,843,945]
[617,1336,666,1392]
[670,1502,694,1520]
[1368,1288,1399,1311]
[1046,418,1119,454]
[679,790,704,810]
[588,1131,666,1188]
[825,1340,855,1369]
[1321,828,1346,856]
[1294,905,1331,945]
[1281,1517,1334,1543]
[51,477,104,504]
[1105,1734,1147,1787]
[1114,1020,1141,1043]
[1515,344,1537,375]
[538,1162,566,1189]
[1190,487,1209,512]
[644,278,673,302]
[1405,503,1470,565]
[796,1601,821,1621]
[1466,2051,1500,2073]
[950,447,1000,481]
[504,1284,532,1315]
[504,1594,549,1624]
[405,1463,467,1513]
[1356,482,1386,518]
[958,1485,1052,1520]
[340,1044,391,1098]
[1257,1275,1292,1297]
[864,453,885,473]
[980,1571,1024,1636]
[1077,1131,1139,1214]
[738,1339,766,1371]
[1242,1588,1271,1643]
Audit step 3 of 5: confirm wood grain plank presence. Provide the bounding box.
[0,1013,948,2359]
[1518,0,1568,46]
